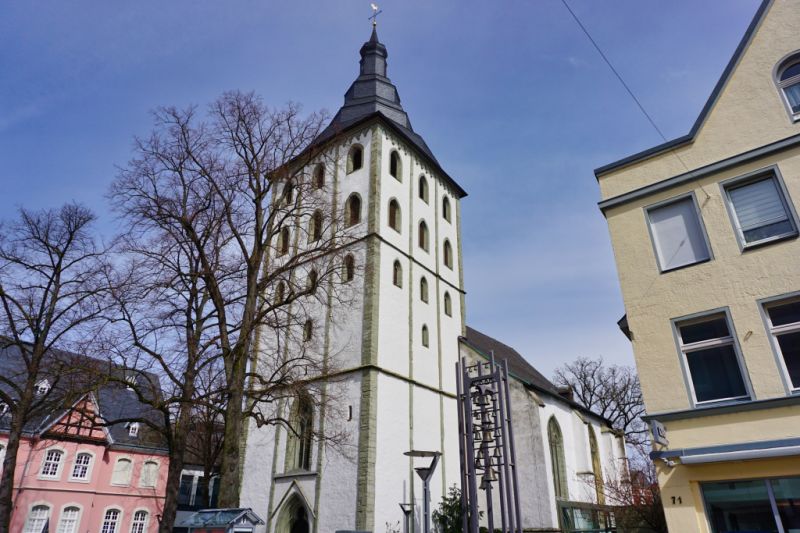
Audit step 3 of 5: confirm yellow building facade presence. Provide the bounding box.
[597,1,800,531]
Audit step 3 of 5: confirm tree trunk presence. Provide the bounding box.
[159,408,192,533]
[216,352,247,508]
[0,401,31,533]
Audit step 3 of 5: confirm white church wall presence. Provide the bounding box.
[375,246,410,377]
[373,373,413,531]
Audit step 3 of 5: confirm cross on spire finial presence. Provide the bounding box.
[369,3,382,27]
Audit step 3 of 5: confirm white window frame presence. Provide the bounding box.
[129,508,149,533]
[760,291,800,395]
[39,447,66,480]
[644,192,713,273]
[671,308,752,407]
[139,459,160,488]
[56,503,83,533]
[69,451,94,482]
[23,502,51,533]
[128,422,140,438]
[34,379,51,396]
[110,456,134,487]
[720,166,799,251]
[774,51,800,122]
[100,507,123,533]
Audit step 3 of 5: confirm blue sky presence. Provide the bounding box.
[0,0,761,377]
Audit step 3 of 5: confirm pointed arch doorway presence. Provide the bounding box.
[276,493,311,533]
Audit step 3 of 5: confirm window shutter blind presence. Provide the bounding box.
[729,178,788,231]
[648,197,710,270]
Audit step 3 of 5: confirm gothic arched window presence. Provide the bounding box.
[548,417,568,500]
[389,151,402,180]
[309,210,323,243]
[418,221,429,252]
[343,254,355,283]
[393,260,402,288]
[442,196,451,222]
[418,175,429,203]
[776,53,800,119]
[388,200,401,232]
[421,325,429,347]
[444,292,452,317]
[303,319,313,342]
[347,145,363,173]
[288,395,313,471]
[589,426,605,504]
[443,240,453,269]
[312,164,325,189]
[345,194,362,227]
[420,276,429,303]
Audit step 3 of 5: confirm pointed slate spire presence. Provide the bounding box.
[313,28,440,164]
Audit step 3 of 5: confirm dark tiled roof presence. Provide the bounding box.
[0,342,167,451]
[594,0,772,178]
[462,326,612,426]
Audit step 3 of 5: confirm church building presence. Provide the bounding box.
[240,25,626,533]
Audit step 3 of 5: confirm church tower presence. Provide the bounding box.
[240,26,467,533]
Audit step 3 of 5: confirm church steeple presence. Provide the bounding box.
[359,27,387,77]
[312,27,447,164]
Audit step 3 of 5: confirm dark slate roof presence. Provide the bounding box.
[176,508,264,527]
[462,326,612,426]
[594,0,772,178]
[0,341,167,451]
[309,28,467,198]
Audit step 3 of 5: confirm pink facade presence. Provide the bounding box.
[1,402,168,533]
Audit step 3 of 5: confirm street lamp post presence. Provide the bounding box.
[399,502,414,533]
[404,450,442,533]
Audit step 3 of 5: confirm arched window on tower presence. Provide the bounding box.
[548,417,568,500]
[343,254,355,283]
[388,200,401,232]
[309,210,323,243]
[418,221,429,252]
[442,196,451,222]
[444,292,452,317]
[345,194,362,227]
[275,281,286,305]
[443,240,453,269]
[418,175,429,203]
[303,319,313,342]
[278,227,290,256]
[776,53,800,119]
[307,269,318,294]
[589,426,605,504]
[393,260,402,288]
[283,181,295,206]
[421,325,429,347]
[420,276,429,303]
[347,145,363,173]
[287,395,313,471]
[389,151,401,180]
[313,164,325,189]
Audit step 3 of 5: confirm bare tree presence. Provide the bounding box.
[107,90,356,520]
[602,455,667,533]
[553,356,648,450]
[0,204,106,533]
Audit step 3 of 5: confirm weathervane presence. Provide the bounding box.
[369,3,382,27]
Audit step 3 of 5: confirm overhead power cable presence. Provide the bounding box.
[559,0,696,178]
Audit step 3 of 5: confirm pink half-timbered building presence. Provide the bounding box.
[0,346,169,533]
